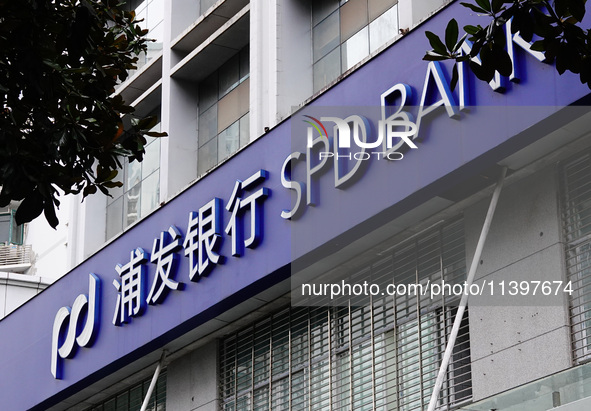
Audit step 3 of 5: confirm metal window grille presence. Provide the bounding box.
[0,244,31,267]
[220,219,471,410]
[562,152,591,363]
[84,370,167,411]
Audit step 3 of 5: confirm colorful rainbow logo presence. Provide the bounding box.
[303,115,329,139]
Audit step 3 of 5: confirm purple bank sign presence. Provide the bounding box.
[1,2,589,410]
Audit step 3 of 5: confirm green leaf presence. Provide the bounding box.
[135,115,159,131]
[145,131,168,137]
[83,184,98,197]
[469,60,495,82]
[15,190,44,226]
[453,33,469,53]
[568,0,586,22]
[475,0,492,13]
[103,181,123,189]
[445,19,459,51]
[464,25,481,35]
[460,2,489,14]
[44,200,59,229]
[423,52,450,61]
[530,40,545,52]
[555,0,568,18]
[491,0,504,13]
[425,31,448,55]
[492,47,513,77]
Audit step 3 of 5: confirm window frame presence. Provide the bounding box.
[0,210,24,245]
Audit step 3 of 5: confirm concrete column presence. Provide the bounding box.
[276,0,313,121]
[250,0,279,140]
[166,340,220,411]
[161,0,199,201]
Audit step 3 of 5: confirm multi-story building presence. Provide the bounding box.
[2,0,591,410]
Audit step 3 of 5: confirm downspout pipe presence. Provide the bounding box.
[140,350,166,411]
[427,166,508,411]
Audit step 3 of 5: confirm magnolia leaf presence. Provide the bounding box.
[445,19,459,51]
[425,31,448,55]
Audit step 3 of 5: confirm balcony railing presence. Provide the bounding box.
[0,244,32,268]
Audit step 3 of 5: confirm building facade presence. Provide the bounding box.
[3,0,591,410]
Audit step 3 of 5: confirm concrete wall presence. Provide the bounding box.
[166,340,220,411]
[466,165,572,401]
[0,272,49,319]
[24,194,72,279]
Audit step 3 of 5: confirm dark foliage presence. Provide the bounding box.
[424,0,589,90]
[0,0,165,228]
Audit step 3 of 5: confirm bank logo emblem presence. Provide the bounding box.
[51,273,101,379]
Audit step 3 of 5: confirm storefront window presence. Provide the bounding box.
[562,152,591,363]
[220,219,472,410]
[84,370,166,411]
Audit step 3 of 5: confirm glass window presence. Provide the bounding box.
[124,183,141,228]
[125,0,165,70]
[126,159,142,188]
[239,113,250,148]
[313,47,341,92]
[218,121,240,163]
[340,0,368,42]
[197,46,250,176]
[239,48,250,83]
[140,171,159,218]
[217,80,249,133]
[199,72,219,112]
[313,10,340,62]
[312,0,399,93]
[219,55,240,98]
[369,5,399,53]
[142,138,161,178]
[107,178,124,206]
[198,105,218,147]
[106,130,161,240]
[0,212,23,245]
[146,0,164,31]
[0,214,11,244]
[368,0,397,21]
[341,26,369,71]
[198,136,218,176]
[219,219,471,410]
[313,0,340,26]
[106,197,124,240]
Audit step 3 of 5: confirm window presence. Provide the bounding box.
[562,152,591,363]
[198,47,250,176]
[0,210,23,245]
[313,0,399,93]
[106,125,161,240]
[123,0,165,71]
[84,370,166,411]
[220,219,472,410]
